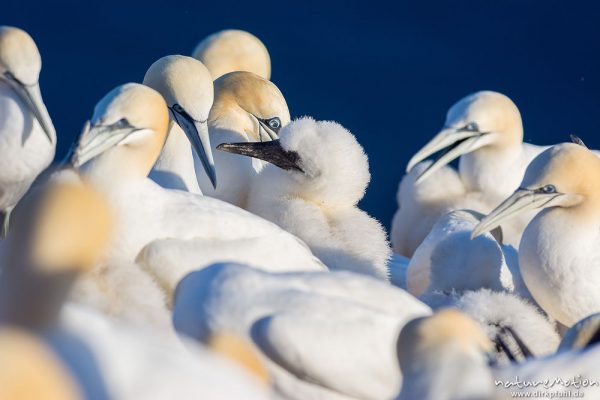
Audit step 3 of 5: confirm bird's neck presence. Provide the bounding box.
[459,143,523,197]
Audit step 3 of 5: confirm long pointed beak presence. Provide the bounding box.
[217,140,304,173]
[171,108,217,189]
[70,121,134,168]
[406,128,484,184]
[5,74,56,143]
[471,189,563,239]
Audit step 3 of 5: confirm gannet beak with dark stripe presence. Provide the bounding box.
[2,72,55,144]
[406,124,488,184]
[169,105,217,188]
[471,185,570,240]
[70,119,150,168]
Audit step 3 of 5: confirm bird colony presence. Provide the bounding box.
[1,25,600,400]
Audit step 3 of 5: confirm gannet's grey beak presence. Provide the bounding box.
[471,188,564,239]
[4,72,55,143]
[217,140,303,173]
[71,120,138,168]
[406,127,486,184]
[170,106,216,189]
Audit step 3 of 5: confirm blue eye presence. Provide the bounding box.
[268,117,281,130]
[542,184,556,194]
[115,118,129,128]
[172,104,185,113]
[463,122,479,132]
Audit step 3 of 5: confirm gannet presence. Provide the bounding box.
[173,262,431,400]
[0,26,56,237]
[397,309,600,400]
[473,142,600,326]
[192,29,271,80]
[397,309,496,400]
[198,71,290,208]
[219,117,392,279]
[145,55,216,192]
[70,83,325,300]
[391,91,546,256]
[0,179,271,399]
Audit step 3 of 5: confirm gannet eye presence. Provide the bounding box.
[462,122,480,132]
[268,117,281,131]
[115,118,129,128]
[172,104,185,113]
[542,184,557,194]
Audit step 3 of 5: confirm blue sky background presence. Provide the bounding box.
[4,0,600,228]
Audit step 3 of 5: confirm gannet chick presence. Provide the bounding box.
[70,83,325,302]
[192,29,271,80]
[0,26,56,237]
[198,71,290,208]
[559,313,600,351]
[397,309,495,400]
[219,117,392,279]
[392,91,546,256]
[406,209,516,296]
[473,143,600,326]
[145,55,216,192]
[174,263,431,400]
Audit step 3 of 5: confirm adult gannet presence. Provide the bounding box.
[70,83,325,300]
[0,26,56,237]
[0,179,271,399]
[174,262,431,400]
[397,309,496,400]
[391,91,546,256]
[145,55,216,192]
[198,71,290,208]
[192,29,271,80]
[472,142,600,327]
[219,117,392,279]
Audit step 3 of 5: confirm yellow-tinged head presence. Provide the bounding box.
[407,91,523,183]
[206,332,270,386]
[473,143,600,239]
[210,71,289,142]
[398,309,493,367]
[192,29,271,80]
[7,180,113,274]
[0,328,82,400]
[72,83,169,180]
[0,26,41,85]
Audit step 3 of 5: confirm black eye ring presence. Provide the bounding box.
[268,117,281,130]
[172,104,185,113]
[541,184,557,194]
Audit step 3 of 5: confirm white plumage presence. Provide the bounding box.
[173,262,431,400]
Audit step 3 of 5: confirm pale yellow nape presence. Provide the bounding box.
[206,332,271,386]
[30,182,113,273]
[209,71,290,141]
[192,29,271,80]
[0,328,83,400]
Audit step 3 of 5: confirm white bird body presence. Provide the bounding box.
[392,91,547,256]
[0,27,56,234]
[0,83,54,208]
[59,303,271,400]
[174,263,431,400]
[473,143,600,327]
[221,117,391,279]
[71,83,324,313]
